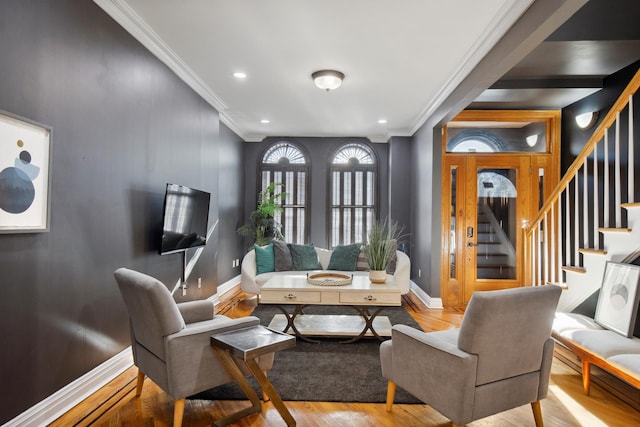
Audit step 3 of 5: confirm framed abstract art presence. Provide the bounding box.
[0,111,52,233]
[595,262,640,337]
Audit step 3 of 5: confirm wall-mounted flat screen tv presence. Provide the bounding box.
[159,183,210,255]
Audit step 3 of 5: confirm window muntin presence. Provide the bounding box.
[329,143,377,247]
[260,142,308,244]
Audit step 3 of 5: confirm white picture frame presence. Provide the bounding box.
[595,262,640,337]
[0,111,52,233]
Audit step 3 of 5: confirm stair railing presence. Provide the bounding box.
[525,67,640,287]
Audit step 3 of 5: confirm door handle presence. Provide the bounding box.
[467,242,479,247]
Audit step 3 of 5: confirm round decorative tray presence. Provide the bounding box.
[307,272,353,286]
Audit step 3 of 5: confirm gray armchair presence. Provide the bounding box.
[114,268,274,427]
[380,285,561,426]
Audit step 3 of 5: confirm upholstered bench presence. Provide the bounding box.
[551,312,640,394]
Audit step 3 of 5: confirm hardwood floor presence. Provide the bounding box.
[50,290,640,427]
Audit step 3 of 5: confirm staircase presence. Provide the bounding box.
[525,67,640,312]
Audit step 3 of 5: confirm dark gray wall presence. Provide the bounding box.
[0,1,244,423]
[243,137,390,249]
[389,136,412,253]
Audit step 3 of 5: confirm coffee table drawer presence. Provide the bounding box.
[261,290,321,304]
[340,291,400,305]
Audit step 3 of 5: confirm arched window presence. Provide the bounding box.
[329,143,377,247]
[260,141,309,244]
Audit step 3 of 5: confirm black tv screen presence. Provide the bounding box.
[159,183,211,255]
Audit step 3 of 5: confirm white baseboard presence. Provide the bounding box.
[5,348,134,427]
[410,281,443,309]
[208,274,241,306]
[6,276,243,427]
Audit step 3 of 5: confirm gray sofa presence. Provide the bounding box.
[552,312,640,393]
[241,246,411,295]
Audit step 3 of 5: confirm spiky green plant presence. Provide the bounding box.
[364,218,404,270]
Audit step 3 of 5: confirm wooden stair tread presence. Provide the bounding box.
[547,282,569,290]
[621,202,640,209]
[579,248,608,255]
[599,227,632,233]
[562,265,586,274]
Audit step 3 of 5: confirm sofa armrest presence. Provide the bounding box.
[393,251,410,294]
[241,249,260,294]
[177,300,214,324]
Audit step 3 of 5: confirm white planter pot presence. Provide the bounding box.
[369,269,387,284]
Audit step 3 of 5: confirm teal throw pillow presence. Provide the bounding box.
[254,243,275,274]
[289,243,322,270]
[328,243,362,271]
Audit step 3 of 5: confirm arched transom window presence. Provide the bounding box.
[260,141,309,244]
[329,143,377,247]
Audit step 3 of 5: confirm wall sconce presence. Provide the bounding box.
[575,111,599,129]
[525,134,538,147]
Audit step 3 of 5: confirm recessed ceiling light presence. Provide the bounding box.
[260,119,270,124]
[233,72,247,79]
[378,119,387,124]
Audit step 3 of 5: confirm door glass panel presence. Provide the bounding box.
[476,168,517,279]
[450,167,457,279]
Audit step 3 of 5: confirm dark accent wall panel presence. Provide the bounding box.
[0,1,242,423]
[243,137,390,249]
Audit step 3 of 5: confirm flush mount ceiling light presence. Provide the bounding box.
[311,70,345,91]
[575,111,599,129]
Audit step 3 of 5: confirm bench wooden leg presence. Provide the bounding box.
[582,359,591,394]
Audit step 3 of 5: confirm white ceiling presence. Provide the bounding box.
[95,0,534,142]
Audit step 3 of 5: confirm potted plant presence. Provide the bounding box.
[237,183,287,247]
[364,217,404,283]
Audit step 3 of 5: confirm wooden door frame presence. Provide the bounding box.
[440,110,561,308]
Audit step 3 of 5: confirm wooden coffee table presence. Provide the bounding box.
[259,273,401,343]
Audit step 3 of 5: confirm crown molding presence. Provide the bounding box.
[93,0,248,141]
[409,0,534,135]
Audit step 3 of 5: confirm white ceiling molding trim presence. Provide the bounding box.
[409,0,534,135]
[93,0,247,140]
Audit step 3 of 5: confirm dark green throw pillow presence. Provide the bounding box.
[254,243,275,274]
[289,243,322,270]
[328,243,362,271]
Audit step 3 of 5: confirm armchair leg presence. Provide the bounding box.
[385,381,396,412]
[531,401,543,427]
[136,370,145,397]
[173,398,185,427]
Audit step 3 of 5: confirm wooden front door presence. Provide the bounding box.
[440,110,561,308]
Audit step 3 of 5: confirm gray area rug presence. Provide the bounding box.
[190,304,422,404]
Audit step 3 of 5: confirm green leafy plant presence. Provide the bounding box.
[364,217,405,271]
[237,183,287,246]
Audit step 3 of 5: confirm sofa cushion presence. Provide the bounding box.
[273,240,293,271]
[328,243,361,271]
[254,243,275,274]
[289,243,322,270]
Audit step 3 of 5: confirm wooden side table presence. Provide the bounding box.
[210,325,296,426]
